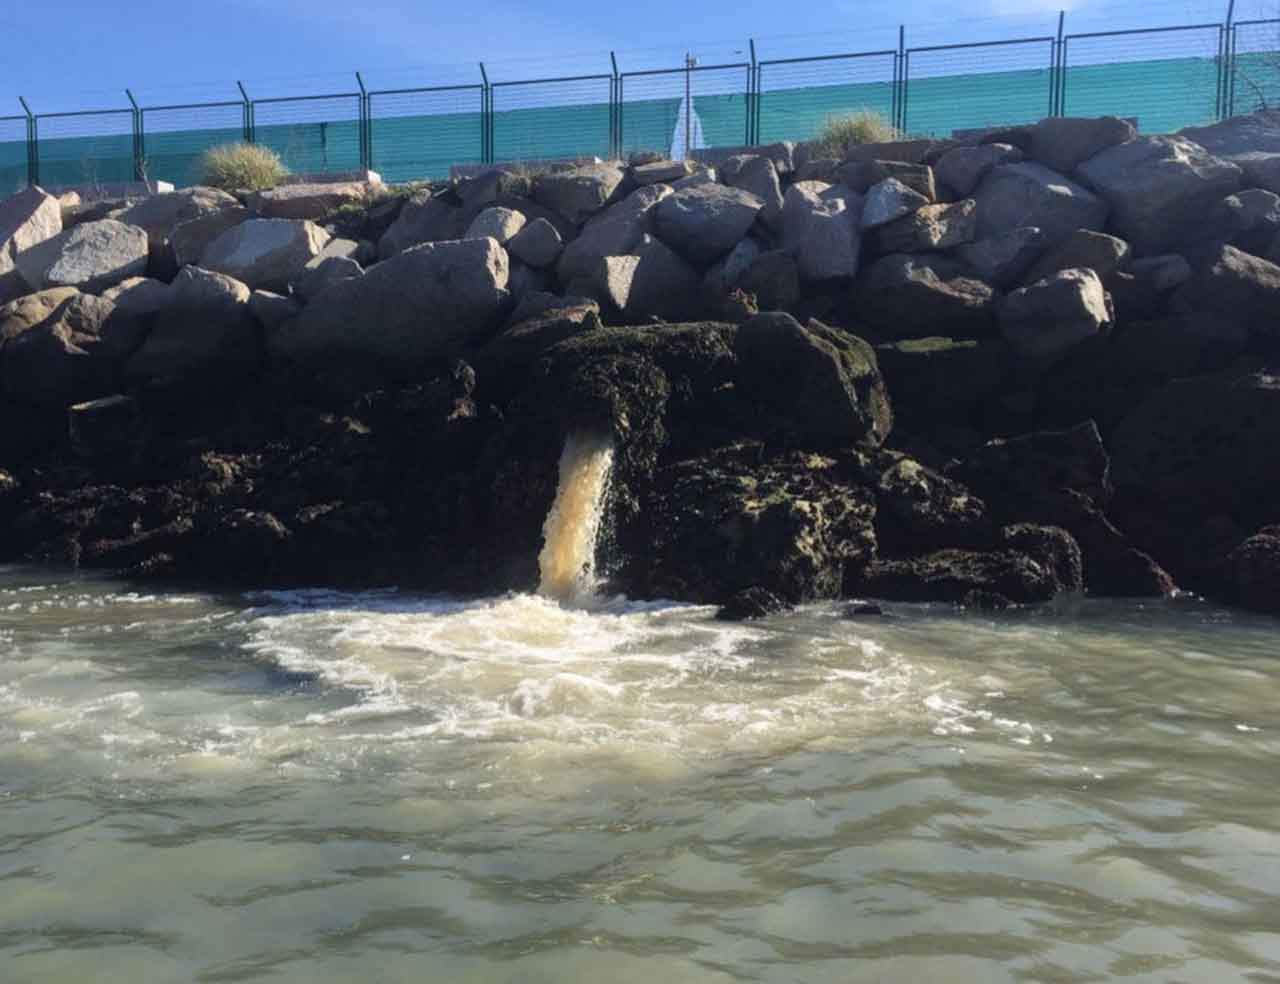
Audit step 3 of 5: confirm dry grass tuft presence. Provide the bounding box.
[810,111,903,159]
[200,143,289,192]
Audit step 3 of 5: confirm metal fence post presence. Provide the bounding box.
[748,39,758,145]
[237,82,253,143]
[125,88,144,181]
[19,97,37,187]
[610,51,620,158]
[1051,11,1066,115]
[1218,0,1236,118]
[356,72,370,169]
[897,26,909,132]
[479,62,492,165]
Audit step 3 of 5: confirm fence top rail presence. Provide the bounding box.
[36,107,133,120]
[1233,17,1280,27]
[367,83,485,98]
[142,99,244,113]
[491,73,613,87]
[906,35,1055,54]
[251,92,360,105]
[619,61,750,79]
[1064,22,1223,41]
[758,49,897,67]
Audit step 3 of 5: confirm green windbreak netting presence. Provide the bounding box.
[0,117,26,195]
[904,41,1056,136]
[35,111,135,189]
[4,35,1279,193]
[252,96,363,175]
[141,103,244,187]
[369,88,484,182]
[757,51,896,145]
[492,78,613,163]
[1230,21,1280,114]
[619,96,682,156]
[1062,27,1223,133]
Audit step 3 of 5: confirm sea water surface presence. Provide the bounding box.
[2,564,1279,982]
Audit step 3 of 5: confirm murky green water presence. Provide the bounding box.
[2,565,1278,982]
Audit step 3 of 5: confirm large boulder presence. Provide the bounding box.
[874,336,1012,425]
[871,453,992,554]
[592,234,701,322]
[506,217,563,268]
[631,160,695,185]
[934,143,1023,196]
[973,162,1108,250]
[271,237,508,373]
[1027,116,1135,174]
[854,254,996,340]
[1218,528,1280,615]
[248,181,372,220]
[1000,268,1110,366]
[838,160,936,200]
[875,199,976,253]
[654,183,764,265]
[1111,366,1280,519]
[737,250,800,312]
[125,267,257,383]
[0,186,62,303]
[956,421,1173,597]
[557,184,670,283]
[201,218,330,292]
[723,155,784,231]
[641,446,878,605]
[1076,136,1243,256]
[116,186,239,250]
[100,276,169,316]
[1169,243,1280,341]
[532,163,625,224]
[734,312,891,447]
[1177,110,1280,159]
[464,206,526,245]
[854,546,1073,606]
[1024,229,1131,285]
[0,287,80,344]
[780,181,862,280]
[955,227,1048,288]
[14,219,149,294]
[169,206,250,269]
[1193,189,1280,255]
[377,192,462,259]
[1035,313,1249,435]
[861,177,929,230]
[0,291,147,406]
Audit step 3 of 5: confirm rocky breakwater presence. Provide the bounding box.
[1,112,1279,617]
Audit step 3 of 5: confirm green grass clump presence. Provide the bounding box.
[199,143,289,192]
[811,111,903,159]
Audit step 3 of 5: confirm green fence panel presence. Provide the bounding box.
[492,76,613,163]
[35,110,135,189]
[368,86,485,182]
[756,52,897,146]
[904,39,1056,136]
[251,95,363,176]
[140,102,245,188]
[1230,20,1280,115]
[0,117,26,195]
[1062,26,1223,133]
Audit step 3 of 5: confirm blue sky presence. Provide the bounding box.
[5,0,1269,113]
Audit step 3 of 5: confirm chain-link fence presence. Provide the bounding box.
[2,3,1276,197]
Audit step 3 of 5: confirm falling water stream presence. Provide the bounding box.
[538,431,615,604]
[1,449,1279,980]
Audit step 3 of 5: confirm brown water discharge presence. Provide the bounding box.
[537,431,615,603]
